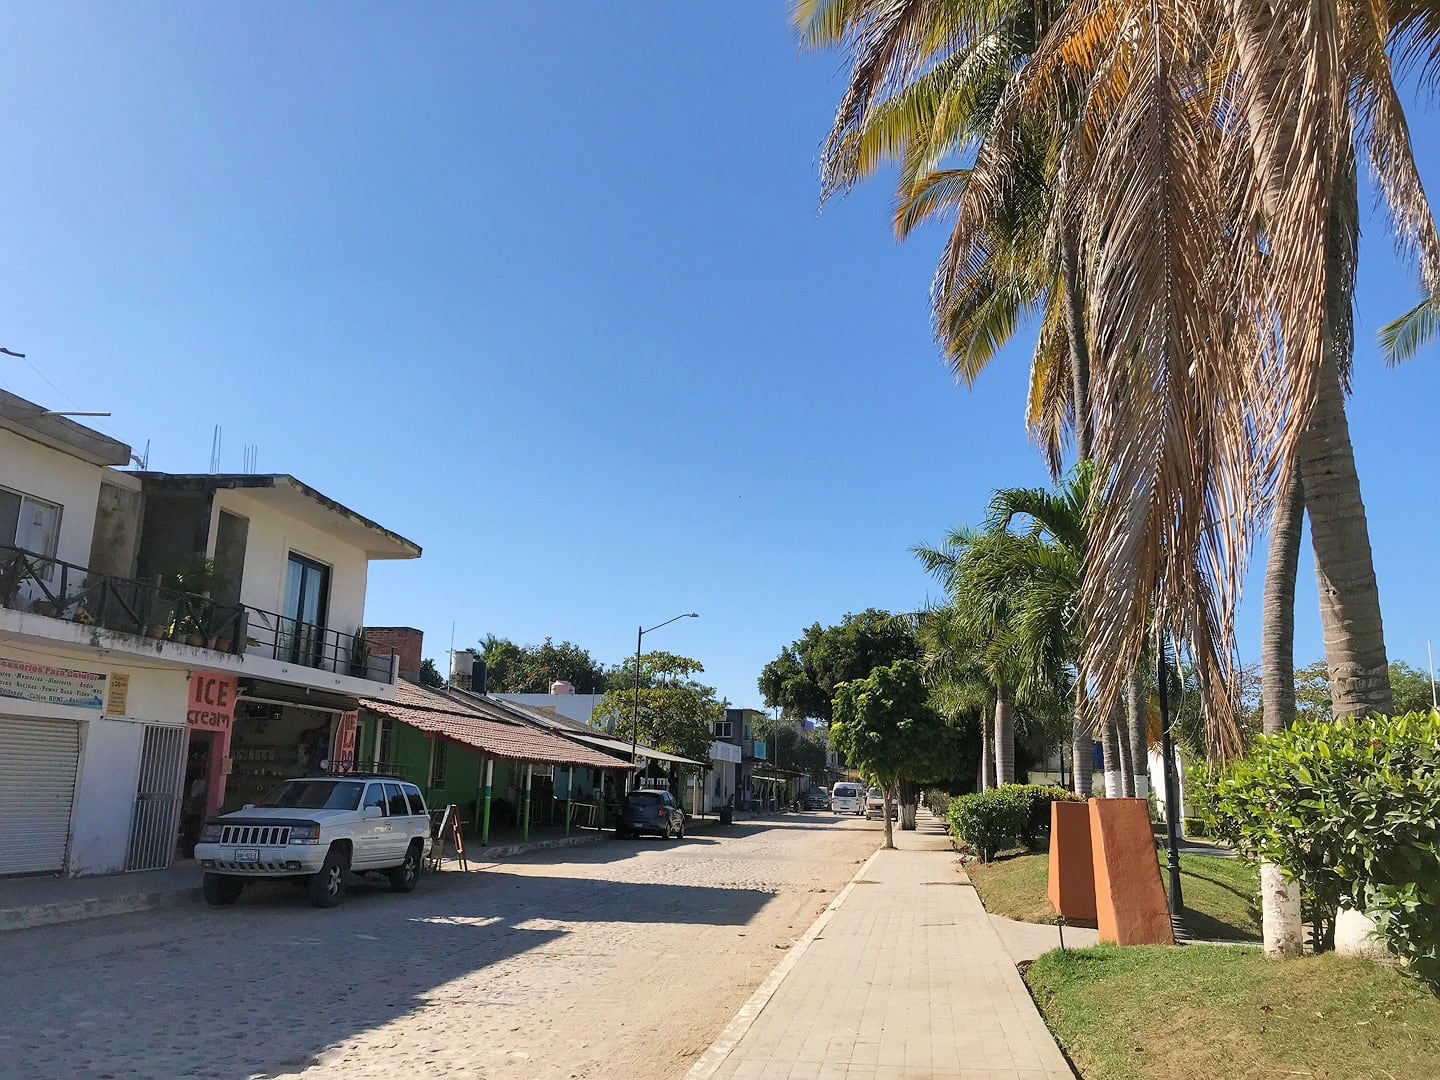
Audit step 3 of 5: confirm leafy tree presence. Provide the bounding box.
[418,658,446,689]
[477,635,608,694]
[756,716,829,785]
[831,660,959,849]
[759,609,920,725]
[593,651,722,766]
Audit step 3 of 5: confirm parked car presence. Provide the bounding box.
[830,782,865,815]
[802,788,829,811]
[194,775,431,909]
[865,787,897,821]
[616,788,686,840]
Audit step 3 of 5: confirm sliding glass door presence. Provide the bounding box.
[282,553,329,666]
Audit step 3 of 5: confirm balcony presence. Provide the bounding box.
[0,544,396,684]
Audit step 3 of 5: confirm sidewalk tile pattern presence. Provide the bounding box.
[705,821,1073,1080]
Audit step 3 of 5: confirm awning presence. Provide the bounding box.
[361,685,633,771]
[567,732,704,767]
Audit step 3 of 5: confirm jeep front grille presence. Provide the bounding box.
[220,825,292,846]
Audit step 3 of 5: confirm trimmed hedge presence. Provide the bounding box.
[1211,711,1440,985]
[924,790,952,818]
[947,784,1081,861]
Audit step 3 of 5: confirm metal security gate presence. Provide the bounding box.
[125,725,186,872]
[0,716,80,875]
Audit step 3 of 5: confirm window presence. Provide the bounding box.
[384,782,409,817]
[712,719,732,739]
[429,739,448,788]
[257,780,363,811]
[0,486,62,580]
[374,719,393,768]
[362,783,387,816]
[403,785,427,816]
[281,552,330,665]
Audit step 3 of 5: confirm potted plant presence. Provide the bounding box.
[348,629,371,678]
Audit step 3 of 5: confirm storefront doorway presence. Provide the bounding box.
[178,731,214,857]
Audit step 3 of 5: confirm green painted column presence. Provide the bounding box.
[564,766,574,835]
[522,764,533,841]
[481,758,494,846]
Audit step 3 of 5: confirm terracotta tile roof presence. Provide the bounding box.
[360,682,632,770]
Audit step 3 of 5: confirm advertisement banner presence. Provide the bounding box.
[0,657,106,710]
[332,710,359,772]
[187,672,238,731]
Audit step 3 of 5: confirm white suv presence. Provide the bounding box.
[831,782,865,815]
[195,776,431,909]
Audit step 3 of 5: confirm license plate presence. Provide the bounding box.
[234,849,261,862]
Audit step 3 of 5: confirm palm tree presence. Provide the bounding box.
[918,468,1092,787]
[800,0,1440,747]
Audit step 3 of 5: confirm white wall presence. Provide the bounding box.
[0,428,106,567]
[0,641,192,875]
[207,489,371,639]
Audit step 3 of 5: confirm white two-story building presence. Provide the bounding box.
[0,391,420,876]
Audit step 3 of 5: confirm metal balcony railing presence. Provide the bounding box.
[0,543,396,684]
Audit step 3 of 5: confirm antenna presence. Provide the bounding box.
[209,425,223,473]
[129,439,151,470]
[1429,641,1437,711]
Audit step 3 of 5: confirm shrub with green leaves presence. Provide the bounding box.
[924,790,952,818]
[948,784,1081,861]
[1213,711,1440,984]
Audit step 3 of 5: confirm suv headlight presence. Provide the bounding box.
[289,824,321,844]
[199,823,223,844]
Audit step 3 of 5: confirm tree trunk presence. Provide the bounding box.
[1100,700,1123,797]
[1072,702,1093,797]
[1261,466,1306,957]
[994,690,1016,786]
[1115,699,1135,796]
[1127,671,1150,799]
[1297,154,1392,721]
[883,785,895,849]
[979,715,994,792]
[899,778,918,830]
[1263,470,1305,738]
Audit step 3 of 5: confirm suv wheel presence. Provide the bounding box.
[388,841,423,893]
[308,845,348,908]
[203,873,244,907]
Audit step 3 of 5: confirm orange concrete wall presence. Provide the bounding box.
[1089,798,1174,946]
[1048,800,1097,924]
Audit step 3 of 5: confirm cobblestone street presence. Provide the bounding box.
[1,815,880,1080]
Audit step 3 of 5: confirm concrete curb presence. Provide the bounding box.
[0,885,200,933]
[685,842,885,1080]
[452,830,606,864]
[3,832,610,932]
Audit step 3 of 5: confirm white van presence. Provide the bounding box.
[830,782,865,815]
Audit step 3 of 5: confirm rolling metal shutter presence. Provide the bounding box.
[0,716,79,875]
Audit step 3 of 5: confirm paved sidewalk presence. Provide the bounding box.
[691,814,1074,1080]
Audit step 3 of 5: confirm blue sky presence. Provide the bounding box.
[2,5,1437,708]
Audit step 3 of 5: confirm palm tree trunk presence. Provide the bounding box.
[994,690,1016,786]
[1298,154,1393,721]
[1127,671,1150,798]
[1115,703,1135,796]
[1261,466,1306,957]
[979,715,994,792]
[1100,700,1123,797]
[1071,686,1094,797]
[1263,470,1305,738]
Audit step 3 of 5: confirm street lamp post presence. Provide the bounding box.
[630,612,699,792]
